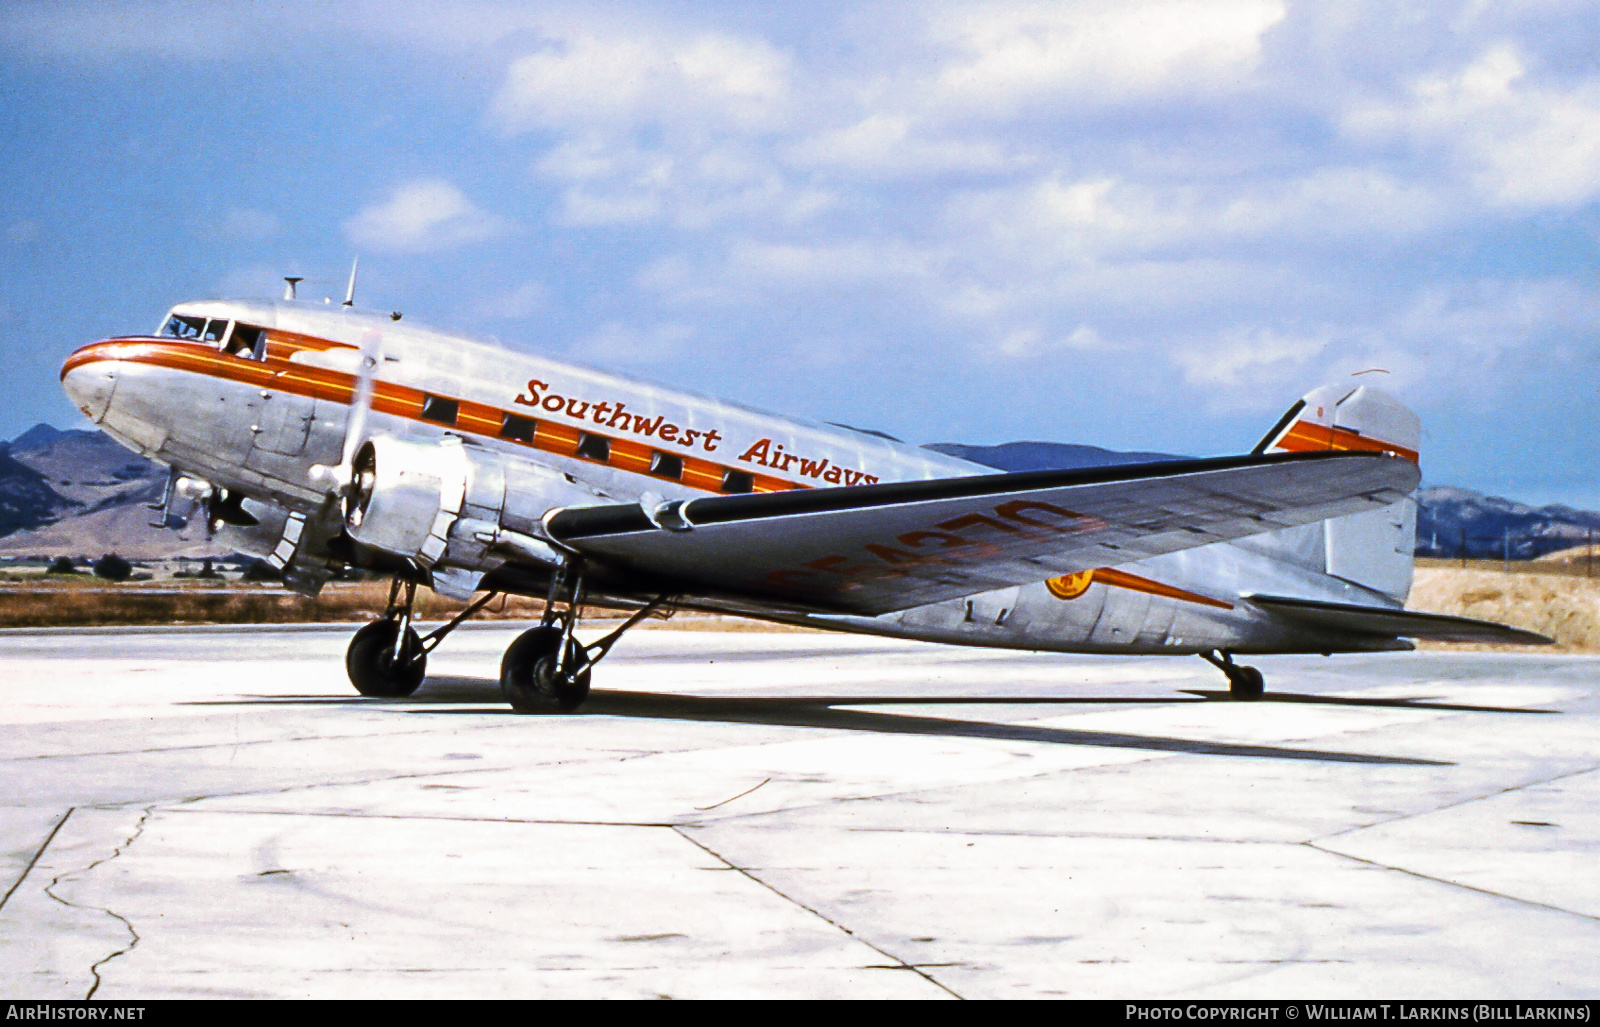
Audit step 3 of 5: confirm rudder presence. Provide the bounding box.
[1256,384,1420,603]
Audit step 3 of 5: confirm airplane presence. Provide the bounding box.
[58,286,1551,711]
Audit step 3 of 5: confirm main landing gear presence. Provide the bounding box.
[345,578,476,698]
[1200,649,1265,701]
[499,562,668,713]
[343,564,667,713]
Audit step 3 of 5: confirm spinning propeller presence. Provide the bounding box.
[309,326,384,516]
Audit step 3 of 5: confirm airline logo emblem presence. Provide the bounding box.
[1045,571,1094,600]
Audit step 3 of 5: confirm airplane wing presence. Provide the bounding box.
[546,451,1419,616]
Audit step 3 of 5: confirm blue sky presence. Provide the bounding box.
[2,1,1597,506]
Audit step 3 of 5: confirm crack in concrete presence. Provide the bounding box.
[42,805,154,999]
[672,827,963,999]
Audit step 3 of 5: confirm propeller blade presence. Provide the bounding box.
[310,327,383,497]
[341,327,383,471]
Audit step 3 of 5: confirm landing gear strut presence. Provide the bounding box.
[1201,649,1265,701]
[500,561,668,713]
[345,577,502,699]
[344,565,667,711]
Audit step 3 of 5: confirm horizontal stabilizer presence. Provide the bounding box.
[547,451,1419,616]
[1246,594,1553,646]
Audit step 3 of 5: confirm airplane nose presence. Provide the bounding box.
[61,353,117,423]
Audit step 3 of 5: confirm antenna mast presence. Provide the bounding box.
[343,257,359,308]
[283,277,303,301]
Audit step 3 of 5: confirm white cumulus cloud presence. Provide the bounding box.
[343,179,511,253]
[490,30,790,135]
[1344,45,1600,208]
[924,0,1287,111]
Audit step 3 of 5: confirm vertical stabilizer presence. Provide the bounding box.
[1258,385,1421,603]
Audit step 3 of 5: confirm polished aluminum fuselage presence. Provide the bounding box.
[61,299,1410,656]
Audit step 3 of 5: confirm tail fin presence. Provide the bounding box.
[1257,384,1420,604]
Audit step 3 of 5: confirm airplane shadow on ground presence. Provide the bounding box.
[177,674,1563,767]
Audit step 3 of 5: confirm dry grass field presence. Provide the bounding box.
[0,579,534,629]
[0,578,809,632]
[0,564,1591,649]
[1409,562,1599,651]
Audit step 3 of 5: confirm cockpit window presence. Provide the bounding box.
[159,313,267,359]
[227,325,264,359]
[162,314,207,339]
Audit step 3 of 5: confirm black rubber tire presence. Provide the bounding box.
[346,620,427,698]
[1229,664,1265,701]
[501,626,591,713]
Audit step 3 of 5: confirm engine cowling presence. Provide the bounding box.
[344,434,607,577]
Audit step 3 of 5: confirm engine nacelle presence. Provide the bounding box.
[344,434,607,577]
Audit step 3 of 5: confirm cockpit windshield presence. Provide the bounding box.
[163,314,207,340]
[159,312,265,359]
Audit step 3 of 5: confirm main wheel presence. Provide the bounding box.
[1229,664,1265,701]
[346,619,427,698]
[501,626,591,713]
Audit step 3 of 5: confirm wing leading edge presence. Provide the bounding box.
[546,451,1420,616]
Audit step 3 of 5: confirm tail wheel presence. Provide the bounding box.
[501,626,591,713]
[346,619,427,698]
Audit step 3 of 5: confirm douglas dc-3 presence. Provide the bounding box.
[59,286,1549,711]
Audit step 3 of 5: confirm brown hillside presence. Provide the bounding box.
[1409,566,1600,651]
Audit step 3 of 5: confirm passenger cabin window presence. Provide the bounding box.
[648,452,683,480]
[498,413,535,443]
[421,395,459,425]
[576,434,610,462]
[721,469,754,494]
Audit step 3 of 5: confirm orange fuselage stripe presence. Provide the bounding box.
[62,339,804,495]
[1091,567,1235,609]
[1045,567,1235,610]
[68,338,1258,609]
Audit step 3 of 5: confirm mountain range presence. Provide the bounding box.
[1,425,1592,562]
[0,425,220,560]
